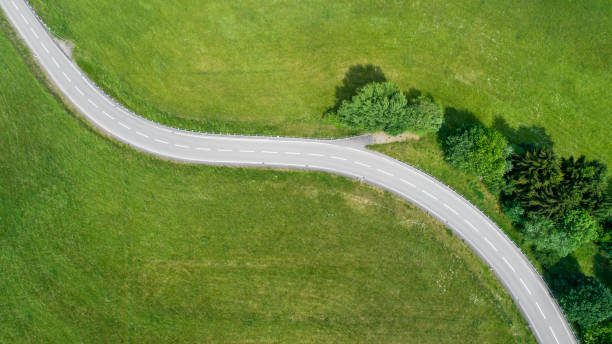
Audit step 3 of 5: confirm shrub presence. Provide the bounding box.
[405,95,444,133]
[337,81,409,135]
[444,125,510,186]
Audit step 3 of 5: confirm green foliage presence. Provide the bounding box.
[405,95,444,133]
[582,319,612,344]
[525,210,599,258]
[444,125,510,186]
[551,273,612,329]
[338,81,409,135]
[504,149,563,218]
[559,156,610,219]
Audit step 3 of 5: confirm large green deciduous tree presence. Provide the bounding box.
[444,125,510,185]
[525,209,599,257]
[338,81,409,135]
[551,273,612,329]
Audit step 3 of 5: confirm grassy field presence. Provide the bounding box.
[372,137,612,288]
[28,0,611,165]
[0,18,535,343]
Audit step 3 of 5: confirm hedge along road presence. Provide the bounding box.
[1,1,576,343]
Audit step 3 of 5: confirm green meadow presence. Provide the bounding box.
[0,16,534,343]
[30,0,611,165]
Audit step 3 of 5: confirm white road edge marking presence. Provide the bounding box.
[136,131,149,139]
[354,161,370,168]
[484,237,498,252]
[520,278,532,295]
[421,190,438,200]
[118,122,130,130]
[399,178,416,188]
[502,257,516,272]
[463,219,479,232]
[101,111,114,120]
[549,327,560,344]
[535,302,546,319]
[154,139,169,145]
[443,203,459,215]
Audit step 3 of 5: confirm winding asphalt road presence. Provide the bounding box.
[1,1,577,343]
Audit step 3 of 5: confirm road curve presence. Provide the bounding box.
[1,1,576,343]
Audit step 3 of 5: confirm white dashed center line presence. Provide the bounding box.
[101,111,114,120]
[175,144,189,149]
[136,131,149,139]
[284,152,300,155]
[519,278,532,295]
[484,237,498,251]
[331,156,347,161]
[354,161,370,168]
[217,149,232,152]
[502,257,516,272]
[30,28,39,39]
[195,147,211,151]
[40,42,49,53]
[262,151,278,154]
[535,302,546,319]
[463,219,479,232]
[154,139,169,145]
[443,203,459,215]
[377,169,393,176]
[12,1,18,10]
[20,14,28,25]
[307,153,324,157]
[62,72,71,82]
[240,150,255,153]
[400,178,416,188]
[421,190,438,200]
[549,327,560,344]
[51,57,59,68]
[118,122,130,130]
[74,86,84,96]
[87,99,98,108]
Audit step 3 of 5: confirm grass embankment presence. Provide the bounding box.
[0,19,535,343]
[30,0,611,165]
[372,137,612,287]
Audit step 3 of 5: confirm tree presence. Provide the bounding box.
[504,149,563,218]
[337,81,409,135]
[444,125,510,185]
[559,156,609,218]
[405,95,443,133]
[524,209,599,257]
[582,319,612,344]
[551,272,612,329]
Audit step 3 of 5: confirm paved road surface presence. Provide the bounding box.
[1,1,577,343]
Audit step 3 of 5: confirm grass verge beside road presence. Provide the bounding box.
[0,17,534,343]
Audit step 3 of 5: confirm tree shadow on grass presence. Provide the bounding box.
[491,116,554,154]
[437,106,483,144]
[594,252,612,288]
[326,64,386,115]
